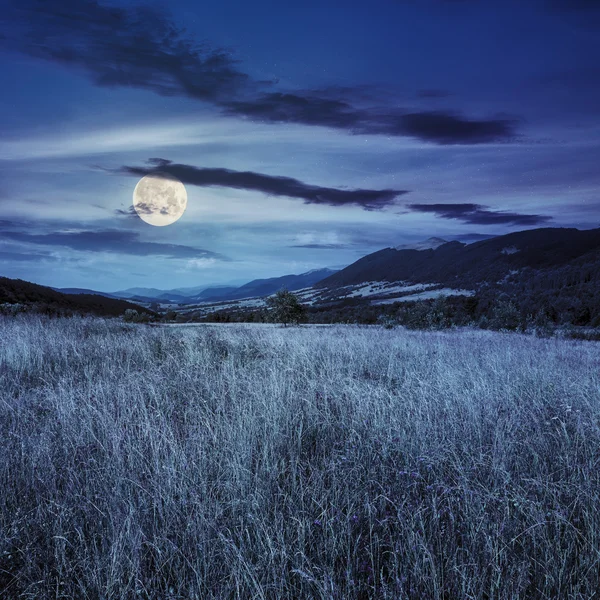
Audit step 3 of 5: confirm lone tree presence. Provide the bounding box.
[122,308,151,323]
[266,289,307,326]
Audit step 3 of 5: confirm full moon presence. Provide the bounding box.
[133,172,187,226]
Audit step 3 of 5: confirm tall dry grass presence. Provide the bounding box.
[0,315,599,599]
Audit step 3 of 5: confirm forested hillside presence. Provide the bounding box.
[0,277,154,318]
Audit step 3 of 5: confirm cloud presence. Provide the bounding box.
[390,112,517,144]
[290,243,347,249]
[0,249,58,262]
[2,0,249,102]
[115,206,140,218]
[288,231,350,249]
[120,203,152,216]
[407,203,552,225]
[119,158,408,210]
[452,232,498,242]
[1,1,518,145]
[224,94,517,144]
[184,258,219,270]
[222,93,364,130]
[0,228,227,259]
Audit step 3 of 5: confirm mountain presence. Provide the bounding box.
[54,287,117,298]
[155,293,193,303]
[191,268,339,302]
[173,227,600,329]
[109,269,336,304]
[111,288,194,303]
[109,269,339,304]
[171,283,245,296]
[395,237,448,251]
[1,277,155,317]
[111,287,168,299]
[192,286,240,300]
[317,228,600,290]
[110,269,339,304]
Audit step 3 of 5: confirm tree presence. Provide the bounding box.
[490,300,521,331]
[266,289,307,326]
[123,309,150,323]
[426,296,451,330]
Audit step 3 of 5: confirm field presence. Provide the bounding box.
[1,316,599,599]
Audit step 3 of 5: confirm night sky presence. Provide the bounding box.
[1,0,599,291]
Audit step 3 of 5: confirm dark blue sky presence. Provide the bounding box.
[1,0,599,291]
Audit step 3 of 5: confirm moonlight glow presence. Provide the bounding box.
[133,172,187,226]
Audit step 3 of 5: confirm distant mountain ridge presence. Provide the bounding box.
[4,227,599,328]
[112,287,170,299]
[395,237,448,251]
[54,287,118,298]
[191,286,240,301]
[110,268,339,303]
[190,268,338,303]
[318,228,600,290]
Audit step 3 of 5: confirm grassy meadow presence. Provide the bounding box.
[1,315,599,599]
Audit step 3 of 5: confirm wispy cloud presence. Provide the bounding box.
[183,258,219,270]
[3,0,249,102]
[0,249,58,262]
[0,227,228,259]
[1,0,519,145]
[290,243,347,249]
[289,231,351,249]
[392,112,517,145]
[224,95,517,144]
[118,158,409,210]
[452,232,498,243]
[407,203,552,225]
[0,121,216,160]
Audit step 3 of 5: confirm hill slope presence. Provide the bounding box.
[189,268,339,302]
[318,228,600,289]
[54,287,118,298]
[1,277,154,317]
[395,237,448,251]
[111,269,339,303]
